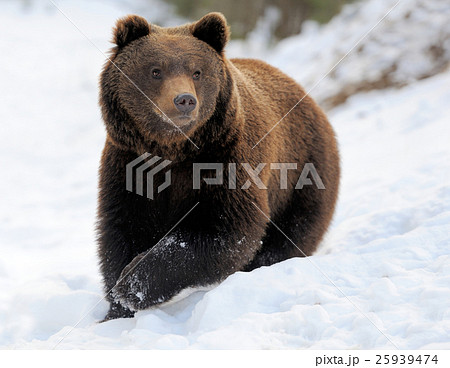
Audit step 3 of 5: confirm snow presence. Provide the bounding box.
[230,0,450,109]
[0,0,449,349]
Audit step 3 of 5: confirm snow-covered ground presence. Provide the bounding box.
[230,0,450,109]
[0,0,449,349]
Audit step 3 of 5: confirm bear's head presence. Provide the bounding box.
[100,13,232,150]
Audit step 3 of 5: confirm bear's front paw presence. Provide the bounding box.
[101,301,135,322]
[113,253,151,311]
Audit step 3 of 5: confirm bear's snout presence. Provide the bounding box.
[173,93,197,114]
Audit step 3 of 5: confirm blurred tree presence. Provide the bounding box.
[164,0,356,39]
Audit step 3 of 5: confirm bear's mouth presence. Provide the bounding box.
[151,107,198,134]
[157,114,196,134]
[172,113,197,127]
[158,113,193,125]
[177,114,194,122]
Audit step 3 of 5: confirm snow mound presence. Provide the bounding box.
[230,0,450,109]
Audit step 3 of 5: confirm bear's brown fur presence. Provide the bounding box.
[98,13,340,320]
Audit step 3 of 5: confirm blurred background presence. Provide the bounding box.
[17,0,356,41]
[163,0,356,40]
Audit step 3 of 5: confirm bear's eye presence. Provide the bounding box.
[192,71,201,80]
[151,69,162,79]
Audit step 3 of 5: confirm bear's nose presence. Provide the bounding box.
[173,93,197,114]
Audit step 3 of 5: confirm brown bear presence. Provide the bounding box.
[98,12,340,320]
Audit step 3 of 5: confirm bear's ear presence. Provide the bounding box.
[191,12,229,54]
[113,15,150,48]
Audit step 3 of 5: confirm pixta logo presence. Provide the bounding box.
[126,153,172,200]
